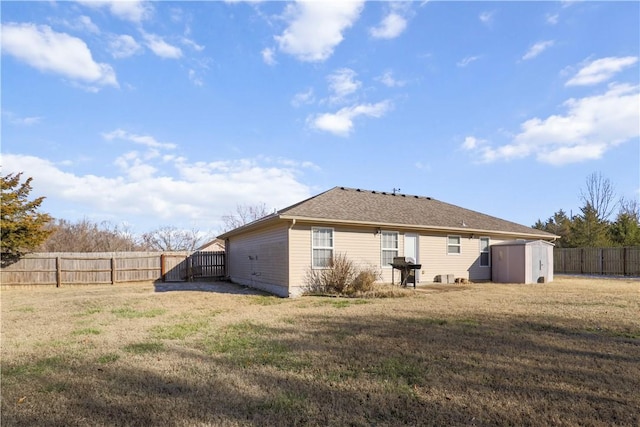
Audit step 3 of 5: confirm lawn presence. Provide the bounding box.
[1,277,639,426]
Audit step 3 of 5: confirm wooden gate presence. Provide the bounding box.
[161,251,226,282]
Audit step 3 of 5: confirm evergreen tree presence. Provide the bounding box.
[1,173,53,265]
[533,209,572,247]
[609,211,640,246]
[569,203,610,247]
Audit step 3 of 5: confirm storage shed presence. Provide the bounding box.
[491,240,554,284]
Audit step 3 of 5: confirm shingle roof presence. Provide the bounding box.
[278,186,555,238]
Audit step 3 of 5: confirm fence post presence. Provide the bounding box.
[111,257,116,285]
[160,253,166,282]
[56,257,62,288]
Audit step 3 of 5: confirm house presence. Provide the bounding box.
[218,187,558,297]
[197,238,225,252]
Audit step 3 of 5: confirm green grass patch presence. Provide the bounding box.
[456,318,480,327]
[249,295,286,305]
[151,320,208,340]
[97,353,120,363]
[205,321,306,370]
[72,327,101,336]
[256,391,307,413]
[2,356,65,379]
[76,306,103,316]
[313,298,365,308]
[41,382,69,393]
[112,307,167,319]
[12,306,35,313]
[369,356,425,386]
[123,342,164,354]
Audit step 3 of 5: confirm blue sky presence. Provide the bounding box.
[2,1,639,235]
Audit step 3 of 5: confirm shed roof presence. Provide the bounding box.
[219,186,557,240]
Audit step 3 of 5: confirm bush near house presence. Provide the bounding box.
[304,253,382,296]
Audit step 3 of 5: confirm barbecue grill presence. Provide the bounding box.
[390,256,422,288]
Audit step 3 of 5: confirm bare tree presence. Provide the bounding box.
[39,219,143,252]
[221,203,272,232]
[141,226,208,251]
[618,197,640,220]
[580,172,617,221]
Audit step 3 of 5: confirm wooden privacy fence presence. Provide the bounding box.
[554,247,640,276]
[1,251,226,287]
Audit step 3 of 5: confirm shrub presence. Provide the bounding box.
[349,267,380,294]
[304,254,382,296]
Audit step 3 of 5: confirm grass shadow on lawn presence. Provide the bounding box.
[153,280,272,296]
[2,311,638,426]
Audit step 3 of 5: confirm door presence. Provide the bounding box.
[405,234,419,283]
[531,244,548,283]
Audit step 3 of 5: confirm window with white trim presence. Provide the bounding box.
[381,231,399,266]
[312,227,333,268]
[479,237,490,267]
[447,235,461,254]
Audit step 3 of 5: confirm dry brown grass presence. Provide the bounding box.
[1,276,639,426]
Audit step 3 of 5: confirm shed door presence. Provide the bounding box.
[405,234,419,283]
[532,244,548,283]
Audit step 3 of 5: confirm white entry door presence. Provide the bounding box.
[405,234,419,283]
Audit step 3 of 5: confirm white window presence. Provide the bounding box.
[480,237,490,267]
[447,235,461,254]
[312,227,333,268]
[381,231,399,266]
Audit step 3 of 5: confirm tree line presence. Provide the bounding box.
[533,172,640,248]
[1,173,269,264]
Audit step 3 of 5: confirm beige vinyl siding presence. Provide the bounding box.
[289,224,387,293]
[418,234,512,282]
[290,225,515,288]
[227,224,289,297]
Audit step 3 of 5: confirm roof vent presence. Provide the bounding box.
[356,189,361,192]
[340,186,345,190]
[414,195,419,198]
[372,191,376,194]
[382,192,387,195]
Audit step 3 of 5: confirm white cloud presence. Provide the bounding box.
[457,55,481,67]
[522,40,554,60]
[479,11,495,25]
[142,32,183,59]
[466,84,640,165]
[377,71,405,88]
[370,12,407,39]
[76,0,151,23]
[2,110,42,126]
[546,13,560,25]
[0,152,312,232]
[59,15,100,34]
[566,56,638,86]
[261,47,276,65]
[188,69,203,87]
[275,0,364,62]
[308,100,392,137]
[181,37,205,52]
[327,68,361,103]
[1,23,118,89]
[291,87,315,107]
[461,136,485,150]
[102,129,177,150]
[108,34,141,59]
